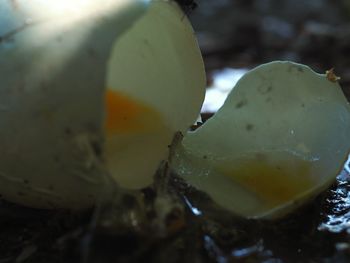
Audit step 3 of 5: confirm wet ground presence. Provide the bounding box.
[1,0,350,262]
[1,162,350,263]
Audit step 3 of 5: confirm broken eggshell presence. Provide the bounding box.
[0,0,150,209]
[173,61,350,219]
[0,0,205,209]
[105,0,205,189]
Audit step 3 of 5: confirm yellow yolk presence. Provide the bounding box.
[103,89,174,189]
[220,155,315,209]
[105,89,164,136]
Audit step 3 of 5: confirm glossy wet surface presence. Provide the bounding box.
[179,167,350,262]
[0,158,350,263]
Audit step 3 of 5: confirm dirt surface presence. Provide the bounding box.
[1,167,350,263]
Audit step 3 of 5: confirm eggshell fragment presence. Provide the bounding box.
[0,0,149,209]
[105,0,206,189]
[0,0,206,209]
[174,61,350,219]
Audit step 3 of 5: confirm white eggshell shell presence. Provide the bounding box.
[0,0,148,209]
[174,61,350,219]
[105,1,206,189]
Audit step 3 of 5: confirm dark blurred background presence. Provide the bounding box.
[186,0,350,113]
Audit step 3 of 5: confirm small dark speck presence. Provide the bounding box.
[258,85,272,95]
[235,100,247,109]
[143,39,150,45]
[289,65,304,73]
[301,103,305,108]
[47,201,56,208]
[293,200,300,206]
[17,192,25,196]
[0,22,33,43]
[23,179,29,184]
[40,82,48,92]
[90,140,102,157]
[87,48,97,58]
[246,124,254,131]
[56,35,63,43]
[64,128,72,135]
[122,195,138,207]
[15,84,25,93]
[203,155,207,159]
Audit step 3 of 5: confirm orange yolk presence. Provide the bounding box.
[221,155,315,209]
[104,89,164,136]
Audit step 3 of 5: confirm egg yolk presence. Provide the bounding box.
[105,89,164,136]
[221,155,315,209]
